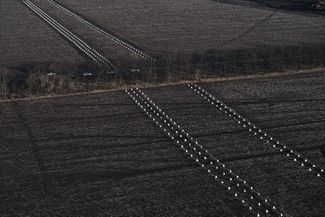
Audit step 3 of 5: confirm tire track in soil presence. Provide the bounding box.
[229,98,325,105]
[12,101,49,195]
[221,9,278,47]
[1,145,321,185]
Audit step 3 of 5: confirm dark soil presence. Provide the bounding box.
[1,72,324,216]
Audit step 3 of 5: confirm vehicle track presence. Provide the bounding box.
[126,88,289,217]
[12,101,49,195]
[12,101,55,217]
[46,0,156,63]
[221,10,278,47]
[23,0,116,72]
[187,83,325,178]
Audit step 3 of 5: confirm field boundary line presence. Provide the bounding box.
[0,68,323,103]
[188,83,325,178]
[126,88,290,217]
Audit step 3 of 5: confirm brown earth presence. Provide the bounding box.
[1,72,324,216]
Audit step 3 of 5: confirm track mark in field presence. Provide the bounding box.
[35,105,207,123]
[188,83,325,178]
[212,0,325,16]
[221,10,278,47]
[321,145,325,157]
[212,0,267,9]
[191,120,325,138]
[12,101,49,195]
[228,98,325,105]
[37,134,166,143]
[222,145,323,162]
[264,120,325,130]
[36,111,145,123]
[45,102,132,109]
